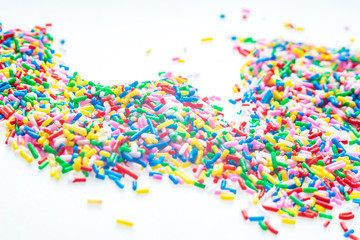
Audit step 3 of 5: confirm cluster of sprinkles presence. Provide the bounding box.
[231,37,360,238]
[0,25,231,187]
[1,21,360,237]
[0,25,255,227]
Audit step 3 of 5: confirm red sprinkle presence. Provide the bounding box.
[323,220,330,228]
[241,209,248,220]
[37,156,48,165]
[340,221,349,232]
[264,220,279,235]
[350,235,359,240]
[73,178,86,183]
[262,205,279,212]
[339,212,355,220]
[114,163,138,180]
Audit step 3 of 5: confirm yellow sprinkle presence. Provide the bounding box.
[309,197,316,208]
[220,192,235,200]
[314,204,326,213]
[195,150,203,165]
[287,208,297,217]
[211,145,219,154]
[293,176,301,186]
[181,162,192,168]
[87,199,102,204]
[280,170,288,181]
[12,140,19,151]
[85,148,97,158]
[198,170,206,181]
[116,219,134,227]
[220,149,229,160]
[292,48,304,58]
[232,86,238,93]
[281,218,296,225]
[19,150,33,163]
[99,150,111,158]
[201,37,213,42]
[63,123,87,136]
[50,167,56,177]
[191,138,204,150]
[156,119,174,130]
[253,192,259,205]
[146,49,151,54]
[136,188,149,194]
[2,49,14,54]
[174,169,194,184]
[262,171,278,184]
[291,156,305,162]
[265,135,276,144]
[350,193,360,200]
[55,169,60,180]
[41,118,53,127]
[273,90,282,100]
[248,174,258,184]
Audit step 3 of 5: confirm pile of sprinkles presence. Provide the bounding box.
[232,37,360,238]
[0,24,360,237]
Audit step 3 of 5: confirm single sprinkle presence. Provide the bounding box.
[87,199,103,204]
[116,219,134,227]
[136,188,149,194]
[201,37,213,42]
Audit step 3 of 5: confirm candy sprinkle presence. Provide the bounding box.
[201,37,213,42]
[116,219,134,227]
[88,199,103,204]
[135,188,149,194]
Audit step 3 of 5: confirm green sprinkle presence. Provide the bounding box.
[38,160,49,170]
[194,182,206,189]
[258,221,268,231]
[27,143,39,159]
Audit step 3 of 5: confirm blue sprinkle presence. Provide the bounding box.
[260,90,273,104]
[132,181,137,191]
[228,99,237,104]
[249,216,265,222]
[344,229,354,238]
[169,174,178,184]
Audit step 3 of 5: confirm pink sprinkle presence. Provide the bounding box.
[153,174,163,180]
[242,8,251,14]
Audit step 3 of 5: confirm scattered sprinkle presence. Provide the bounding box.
[88,199,103,204]
[116,219,134,227]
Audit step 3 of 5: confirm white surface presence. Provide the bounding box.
[1,0,360,239]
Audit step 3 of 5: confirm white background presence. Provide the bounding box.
[1,0,360,239]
